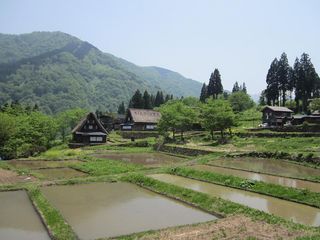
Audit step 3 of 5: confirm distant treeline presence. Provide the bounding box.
[117,90,174,114]
[260,52,320,113]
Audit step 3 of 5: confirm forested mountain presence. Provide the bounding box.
[0,31,201,114]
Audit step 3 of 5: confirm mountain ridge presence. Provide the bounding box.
[0,31,202,113]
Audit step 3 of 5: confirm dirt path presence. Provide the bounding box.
[139,215,308,240]
[0,168,35,185]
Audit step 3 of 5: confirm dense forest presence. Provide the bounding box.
[260,52,320,113]
[0,32,202,114]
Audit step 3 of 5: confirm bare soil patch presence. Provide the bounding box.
[0,168,35,185]
[138,215,308,240]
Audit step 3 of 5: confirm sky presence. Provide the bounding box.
[0,0,319,95]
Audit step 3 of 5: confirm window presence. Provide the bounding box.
[88,125,93,129]
[122,125,132,130]
[145,125,155,130]
[90,136,103,142]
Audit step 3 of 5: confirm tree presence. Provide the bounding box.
[117,102,126,114]
[164,94,171,103]
[242,82,247,94]
[207,69,223,99]
[158,100,196,140]
[56,108,87,142]
[143,90,152,109]
[259,90,267,106]
[277,52,292,106]
[232,82,240,93]
[309,98,320,113]
[199,83,208,102]
[265,58,279,105]
[129,90,144,108]
[295,53,320,112]
[0,113,16,154]
[200,99,236,141]
[154,91,165,107]
[228,91,255,113]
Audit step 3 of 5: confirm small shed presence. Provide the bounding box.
[70,112,108,147]
[122,108,161,131]
[262,106,293,126]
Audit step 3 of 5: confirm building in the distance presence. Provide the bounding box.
[69,112,108,147]
[121,108,161,131]
[261,106,293,126]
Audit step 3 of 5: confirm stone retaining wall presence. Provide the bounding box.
[155,144,213,156]
[119,131,159,139]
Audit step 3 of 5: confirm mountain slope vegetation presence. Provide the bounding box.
[0,31,201,113]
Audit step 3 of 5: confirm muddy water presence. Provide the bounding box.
[0,191,50,240]
[150,174,320,227]
[191,165,320,193]
[33,168,87,180]
[41,182,216,239]
[210,158,320,179]
[93,152,184,166]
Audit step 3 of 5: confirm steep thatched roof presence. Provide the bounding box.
[71,112,107,133]
[262,106,293,113]
[128,108,161,123]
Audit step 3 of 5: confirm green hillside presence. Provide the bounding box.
[0,31,202,114]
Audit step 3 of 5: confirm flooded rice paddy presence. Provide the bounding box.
[209,158,320,179]
[0,191,50,240]
[93,152,184,166]
[41,182,217,239]
[8,160,81,169]
[150,174,320,227]
[32,168,87,180]
[191,165,320,193]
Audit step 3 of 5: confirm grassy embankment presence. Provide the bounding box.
[27,185,77,240]
[166,167,320,208]
[121,173,320,240]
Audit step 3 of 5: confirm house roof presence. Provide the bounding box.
[128,108,161,123]
[71,112,108,134]
[262,106,293,113]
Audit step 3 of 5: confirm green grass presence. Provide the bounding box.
[0,161,13,170]
[168,167,320,208]
[231,137,320,156]
[122,173,318,238]
[72,157,144,176]
[27,185,77,240]
[37,144,91,160]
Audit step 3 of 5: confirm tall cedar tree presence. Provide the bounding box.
[294,53,320,112]
[154,91,165,107]
[129,90,144,108]
[277,52,292,106]
[117,102,126,114]
[143,90,152,109]
[207,69,223,99]
[242,82,247,93]
[232,82,240,92]
[265,58,279,105]
[199,83,208,102]
[165,94,171,102]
